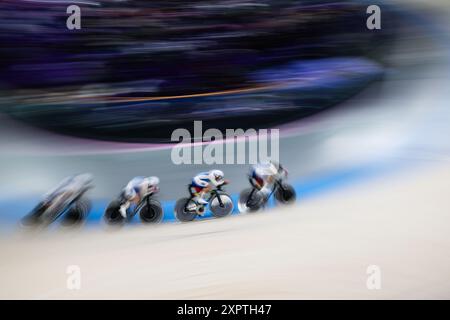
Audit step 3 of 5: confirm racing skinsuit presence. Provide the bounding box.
[120,176,159,218]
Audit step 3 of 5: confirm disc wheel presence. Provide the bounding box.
[274,184,296,204]
[139,199,164,224]
[238,188,265,213]
[210,193,234,218]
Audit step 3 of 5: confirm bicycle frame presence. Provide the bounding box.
[246,178,284,206]
[129,192,155,217]
[185,184,226,211]
[210,189,225,207]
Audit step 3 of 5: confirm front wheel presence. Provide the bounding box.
[210,193,234,218]
[274,184,296,205]
[139,199,164,224]
[175,198,198,222]
[238,188,264,213]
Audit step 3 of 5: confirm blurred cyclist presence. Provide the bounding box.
[43,173,93,205]
[249,161,287,198]
[119,176,160,218]
[190,170,227,207]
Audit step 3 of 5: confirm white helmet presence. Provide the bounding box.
[147,176,160,186]
[209,170,224,186]
[258,161,278,176]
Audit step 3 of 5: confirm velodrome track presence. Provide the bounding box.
[0,162,449,299]
[0,0,449,299]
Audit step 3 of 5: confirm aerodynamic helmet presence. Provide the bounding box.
[210,169,224,185]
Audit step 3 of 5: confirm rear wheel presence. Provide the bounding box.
[20,202,47,227]
[175,198,197,222]
[104,199,126,225]
[139,199,163,224]
[274,184,296,205]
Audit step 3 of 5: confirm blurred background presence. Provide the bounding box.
[0,0,449,299]
[0,0,396,142]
